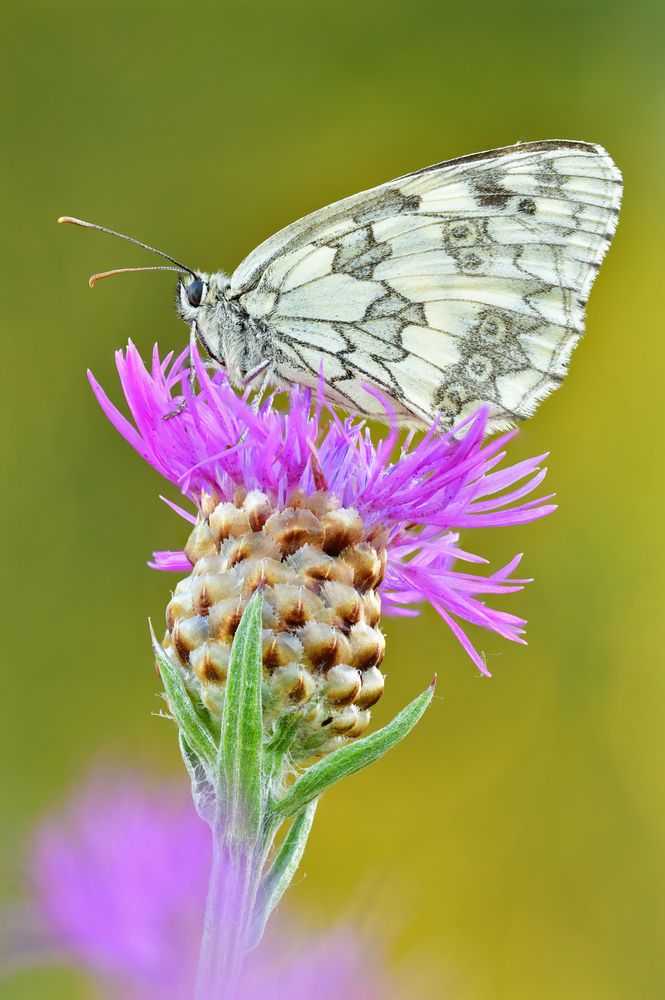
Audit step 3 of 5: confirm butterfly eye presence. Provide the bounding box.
[186,279,205,307]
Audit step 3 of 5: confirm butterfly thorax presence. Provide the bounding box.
[177,270,274,388]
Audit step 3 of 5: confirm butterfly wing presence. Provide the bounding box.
[230,140,622,430]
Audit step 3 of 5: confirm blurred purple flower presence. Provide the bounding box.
[30,771,209,999]
[90,344,554,673]
[17,771,395,1000]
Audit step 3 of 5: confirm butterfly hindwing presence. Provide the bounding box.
[231,141,622,430]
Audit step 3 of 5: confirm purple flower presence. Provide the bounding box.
[90,344,554,674]
[30,771,209,999]
[18,770,397,1000]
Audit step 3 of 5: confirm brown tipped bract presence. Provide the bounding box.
[163,489,387,759]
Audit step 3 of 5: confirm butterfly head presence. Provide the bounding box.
[176,272,210,322]
[176,271,230,338]
[176,271,230,325]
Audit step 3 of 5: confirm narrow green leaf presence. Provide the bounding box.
[273,678,436,821]
[220,591,265,839]
[150,623,217,765]
[250,799,318,948]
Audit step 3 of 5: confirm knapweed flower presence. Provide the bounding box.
[89,344,554,759]
[15,770,403,1000]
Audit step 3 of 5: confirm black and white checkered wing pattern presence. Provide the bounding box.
[231,141,622,430]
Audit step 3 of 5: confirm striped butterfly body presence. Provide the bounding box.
[65,140,622,432]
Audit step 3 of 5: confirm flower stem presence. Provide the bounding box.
[194,818,264,1000]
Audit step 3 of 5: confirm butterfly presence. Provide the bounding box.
[61,139,621,432]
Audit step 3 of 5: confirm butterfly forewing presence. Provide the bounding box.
[230,141,621,430]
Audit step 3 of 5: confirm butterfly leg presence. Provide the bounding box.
[247,362,273,416]
[233,362,273,445]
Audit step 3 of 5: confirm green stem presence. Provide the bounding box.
[194,815,267,1000]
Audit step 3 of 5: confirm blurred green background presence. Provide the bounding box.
[2,0,664,997]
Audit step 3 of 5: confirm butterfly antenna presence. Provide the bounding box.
[58,216,197,278]
[88,266,186,288]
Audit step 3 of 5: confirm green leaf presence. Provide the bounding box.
[150,623,217,765]
[250,799,318,948]
[220,591,265,839]
[272,678,436,821]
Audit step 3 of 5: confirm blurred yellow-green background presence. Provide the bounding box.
[2,1,664,997]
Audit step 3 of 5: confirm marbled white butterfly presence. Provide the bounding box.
[61,140,621,431]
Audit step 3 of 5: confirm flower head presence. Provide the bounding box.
[91,344,553,660]
[20,770,400,1000]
